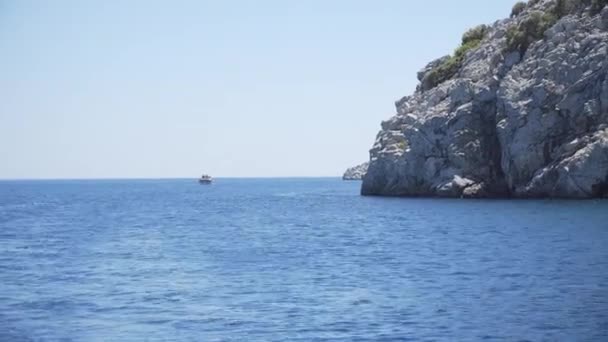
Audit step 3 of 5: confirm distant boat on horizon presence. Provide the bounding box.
[198,174,212,184]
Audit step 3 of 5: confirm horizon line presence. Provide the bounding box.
[0,176,344,181]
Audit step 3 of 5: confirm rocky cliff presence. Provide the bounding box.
[362,0,608,198]
[343,162,369,180]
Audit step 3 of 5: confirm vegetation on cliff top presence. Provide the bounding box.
[511,1,528,17]
[506,0,608,54]
[422,0,607,91]
[423,25,488,91]
[505,10,558,53]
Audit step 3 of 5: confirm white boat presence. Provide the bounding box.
[198,174,212,184]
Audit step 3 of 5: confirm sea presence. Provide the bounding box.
[1,178,607,341]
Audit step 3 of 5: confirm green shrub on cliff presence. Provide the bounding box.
[511,1,527,17]
[424,58,459,91]
[462,24,488,44]
[423,25,488,90]
[504,0,607,54]
[505,10,557,53]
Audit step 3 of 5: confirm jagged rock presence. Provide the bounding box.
[343,162,369,180]
[362,0,608,198]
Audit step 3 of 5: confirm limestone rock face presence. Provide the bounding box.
[343,162,369,180]
[362,0,608,198]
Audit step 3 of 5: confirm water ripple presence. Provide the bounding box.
[0,179,607,341]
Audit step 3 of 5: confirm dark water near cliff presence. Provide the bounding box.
[1,178,607,341]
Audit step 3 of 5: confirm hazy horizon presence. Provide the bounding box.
[0,176,345,180]
[1,0,516,179]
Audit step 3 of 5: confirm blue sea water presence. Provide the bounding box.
[0,178,607,341]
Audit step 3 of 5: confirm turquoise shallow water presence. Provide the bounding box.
[1,178,607,341]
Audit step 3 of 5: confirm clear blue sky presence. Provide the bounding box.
[0,0,516,178]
